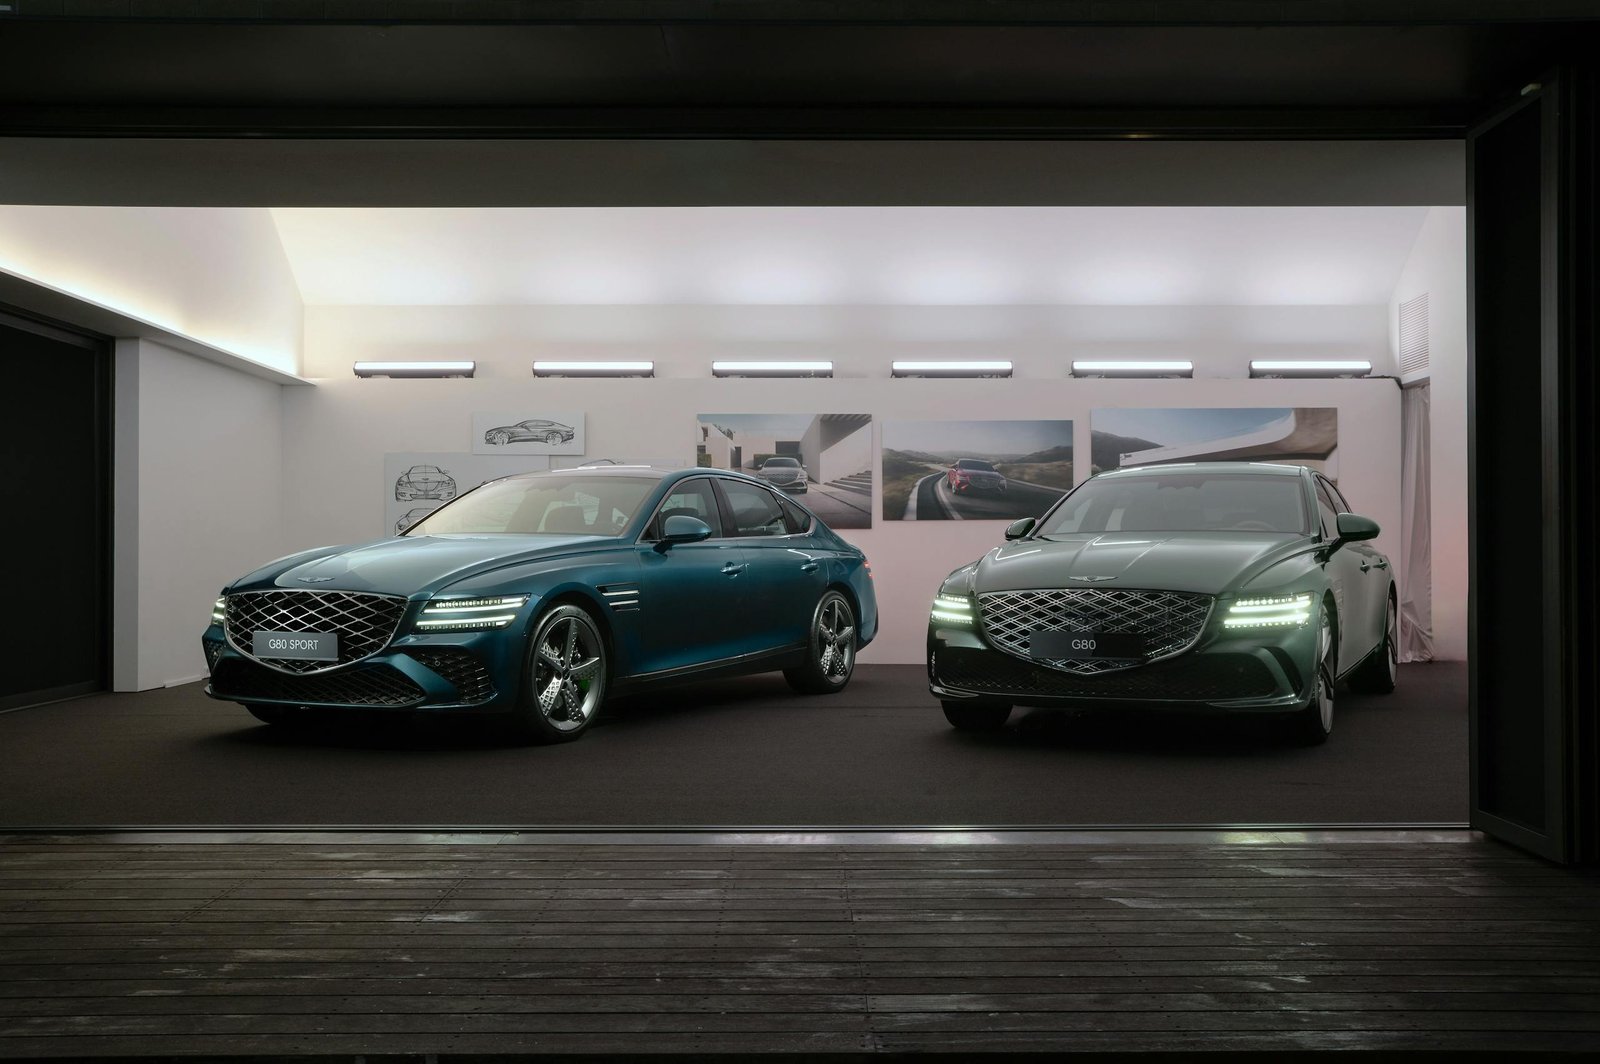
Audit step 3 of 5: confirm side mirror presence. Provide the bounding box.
[1335,512,1380,542]
[657,514,713,551]
[1004,517,1036,541]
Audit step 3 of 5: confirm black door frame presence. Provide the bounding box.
[0,306,113,713]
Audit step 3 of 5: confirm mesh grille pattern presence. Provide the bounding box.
[407,648,496,704]
[937,647,1278,702]
[202,638,226,670]
[210,657,424,707]
[979,588,1213,676]
[224,590,407,674]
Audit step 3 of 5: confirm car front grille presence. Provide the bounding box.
[406,648,496,704]
[978,588,1213,676]
[936,647,1279,702]
[209,656,425,707]
[223,590,408,674]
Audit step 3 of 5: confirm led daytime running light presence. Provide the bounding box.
[417,595,529,631]
[931,594,975,625]
[1223,592,1313,629]
[211,597,226,623]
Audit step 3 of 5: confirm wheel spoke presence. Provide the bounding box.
[569,656,601,683]
[537,675,564,715]
[819,642,836,673]
[537,644,564,671]
[561,620,579,665]
[561,679,583,720]
[833,624,855,646]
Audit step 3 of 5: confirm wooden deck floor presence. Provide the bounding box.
[1,831,1598,1057]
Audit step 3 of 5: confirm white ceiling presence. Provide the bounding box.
[270,206,1430,307]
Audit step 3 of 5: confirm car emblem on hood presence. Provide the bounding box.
[298,576,336,583]
[1067,575,1116,582]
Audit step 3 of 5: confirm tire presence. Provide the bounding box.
[1350,593,1399,695]
[784,590,857,695]
[545,431,564,445]
[942,700,1012,732]
[244,703,302,726]
[1290,602,1336,745]
[507,604,608,743]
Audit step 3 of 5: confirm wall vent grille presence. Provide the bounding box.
[1399,292,1430,375]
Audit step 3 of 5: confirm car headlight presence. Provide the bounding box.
[1223,592,1314,629]
[931,593,975,625]
[211,597,226,625]
[416,595,530,631]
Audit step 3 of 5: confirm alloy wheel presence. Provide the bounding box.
[1385,598,1399,685]
[530,614,604,732]
[1315,604,1335,733]
[816,596,856,683]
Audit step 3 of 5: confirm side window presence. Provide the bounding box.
[718,480,791,537]
[778,495,812,535]
[1314,480,1340,538]
[644,479,723,540]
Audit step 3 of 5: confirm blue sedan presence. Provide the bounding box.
[202,467,877,742]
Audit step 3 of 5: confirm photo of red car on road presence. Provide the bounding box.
[947,459,1008,494]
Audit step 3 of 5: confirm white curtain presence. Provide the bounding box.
[1399,382,1434,661]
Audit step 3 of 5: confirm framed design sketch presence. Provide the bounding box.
[473,411,586,456]
[384,452,550,535]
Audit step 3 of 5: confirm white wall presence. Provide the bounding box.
[283,304,1402,663]
[1389,206,1468,660]
[0,206,304,376]
[113,339,287,690]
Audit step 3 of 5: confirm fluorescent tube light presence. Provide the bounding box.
[892,361,1013,378]
[1249,360,1373,378]
[1070,360,1194,378]
[353,361,475,379]
[711,360,833,378]
[533,360,655,377]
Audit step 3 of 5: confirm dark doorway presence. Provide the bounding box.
[0,310,110,710]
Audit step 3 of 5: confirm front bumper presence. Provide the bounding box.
[202,623,523,714]
[928,619,1316,712]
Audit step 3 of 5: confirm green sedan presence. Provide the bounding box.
[927,462,1398,744]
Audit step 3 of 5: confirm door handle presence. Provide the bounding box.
[800,561,820,573]
[1359,562,1371,572]
[1373,560,1389,570]
[721,562,747,576]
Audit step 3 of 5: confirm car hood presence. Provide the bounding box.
[229,534,608,597]
[972,532,1313,597]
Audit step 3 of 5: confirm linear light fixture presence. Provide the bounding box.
[711,360,833,378]
[353,360,475,379]
[1249,360,1373,378]
[1070,360,1194,378]
[891,360,1013,378]
[533,360,655,378]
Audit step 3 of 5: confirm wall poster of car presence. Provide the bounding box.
[384,452,550,535]
[1090,407,1339,479]
[881,419,1075,522]
[695,413,874,529]
[472,411,586,456]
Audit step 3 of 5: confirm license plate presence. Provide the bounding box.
[1030,630,1144,660]
[252,631,338,662]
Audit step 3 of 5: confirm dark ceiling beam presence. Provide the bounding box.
[5,0,1600,25]
[0,105,1470,139]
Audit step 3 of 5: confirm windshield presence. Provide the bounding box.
[956,460,995,471]
[1035,472,1309,535]
[405,475,656,537]
[763,457,799,467]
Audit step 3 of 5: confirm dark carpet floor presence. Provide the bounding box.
[0,663,1465,827]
